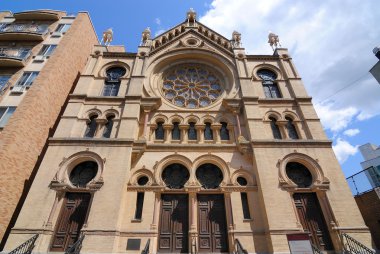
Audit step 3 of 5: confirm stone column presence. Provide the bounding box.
[195,124,205,144]
[293,120,304,139]
[163,124,172,143]
[149,124,157,141]
[211,123,222,143]
[277,120,288,139]
[179,124,188,144]
[224,192,235,253]
[150,191,161,230]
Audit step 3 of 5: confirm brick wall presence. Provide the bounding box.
[355,190,380,249]
[0,12,98,244]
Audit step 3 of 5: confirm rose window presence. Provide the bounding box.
[162,65,223,108]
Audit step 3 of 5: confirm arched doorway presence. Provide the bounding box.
[287,162,334,250]
[158,163,190,253]
[196,163,228,253]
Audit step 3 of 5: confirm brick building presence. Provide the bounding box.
[1,9,375,254]
[0,10,98,248]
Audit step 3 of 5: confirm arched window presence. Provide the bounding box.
[84,115,98,137]
[188,122,197,140]
[155,122,164,140]
[172,122,180,140]
[220,122,229,140]
[102,115,115,138]
[204,122,213,140]
[269,117,282,139]
[257,69,281,98]
[285,117,299,139]
[102,67,126,96]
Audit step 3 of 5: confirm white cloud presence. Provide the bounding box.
[154,29,165,37]
[343,129,360,137]
[333,138,358,163]
[314,102,358,132]
[200,0,380,133]
[155,18,161,25]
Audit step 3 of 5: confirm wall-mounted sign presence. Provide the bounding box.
[287,233,313,254]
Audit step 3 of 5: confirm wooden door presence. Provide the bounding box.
[158,194,189,253]
[51,193,91,251]
[293,193,334,250]
[198,194,228,253]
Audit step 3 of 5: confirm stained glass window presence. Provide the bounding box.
[196,163,223,189]
[103,67,126,96]
[286,162,312,187]
[257,69,281,98]
[162,163,190,189]
[162,65,223,108]
[69,161,98,187]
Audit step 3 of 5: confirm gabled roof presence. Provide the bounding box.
[150,20,233,54]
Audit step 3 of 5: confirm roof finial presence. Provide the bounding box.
[141,27,151,46]
[232,31,242,48]
[101,28,113,46]
[187,8,197,26]
[268,31,281,51]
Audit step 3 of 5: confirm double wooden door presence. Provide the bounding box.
[198,194,228,253]
[158,194,189,253]
[51,193,91,251]
[293,193,334,250]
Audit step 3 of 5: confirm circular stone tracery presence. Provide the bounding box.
[162,65,224,108]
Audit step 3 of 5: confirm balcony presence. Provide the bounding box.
[346,166,380,196]
[0,48,31,67]
[0,23,49,41]
[13,10,60,21]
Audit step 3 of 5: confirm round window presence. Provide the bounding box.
[162,64,224,108]
[162,163,190,189]
[69,161,98,187]
[196,163,223,189]
[137,176,149,186]
[237,176,248,186]
[286,162,313,188]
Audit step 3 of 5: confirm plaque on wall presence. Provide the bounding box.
[286,233,313,254]
[126,239,141,250]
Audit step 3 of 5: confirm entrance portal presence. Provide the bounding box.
[158,194,189,253]
[51,192,91,251]
[293,193,334,250]
[197,194,228,253]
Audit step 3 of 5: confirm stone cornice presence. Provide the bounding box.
[251,139,332,148]
[102,52,137,58]
[145,143,238,152]
[48,138,135,146]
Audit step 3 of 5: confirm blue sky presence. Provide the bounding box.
[2,0,380,179]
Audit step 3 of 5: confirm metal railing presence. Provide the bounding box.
[0,48,31,60]
[0,23,49,34]
[141,239,150,254]
[8,234,38,254]
[341,233,375,254]
[235,239,248,254]
[311,244,323,254]
[346,166,380,196]
[64,234,85,254]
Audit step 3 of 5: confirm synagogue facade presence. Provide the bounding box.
[3,9,373,254]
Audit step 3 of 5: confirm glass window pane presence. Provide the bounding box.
[25,72,39,87]
[188,122,197,140]
[270,117,282,139]
[0,75,10,90]
[61,24,71,33]
[286,117,299,139]
[84,115,98,137]
[155,122,164,140]
[220,122,230,140]
[134,192,144,220]
[241,192,251,219]
[0,107,16,127]
[102,116,114,138]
